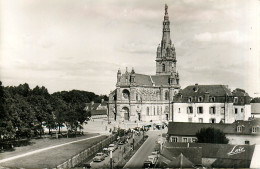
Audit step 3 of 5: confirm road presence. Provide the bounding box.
[89,134,143,168]
[124,129,166,168]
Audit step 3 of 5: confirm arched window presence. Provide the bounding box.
[165,91,169,100]
[122,89,130,100]
[146,107,149,116]
[162,64,166,72]
[136,93,138,101]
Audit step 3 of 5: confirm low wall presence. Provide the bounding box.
[57,134,117,168]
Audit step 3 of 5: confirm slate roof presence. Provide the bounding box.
[168,120,260,136]
[179,84,232,97]
[119,73,172,86]
[164,142,255,160]
[91,110,107,116]
[85,103,99,111]
[160,147,202,165]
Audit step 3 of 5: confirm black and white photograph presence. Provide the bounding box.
[0,0,259,168]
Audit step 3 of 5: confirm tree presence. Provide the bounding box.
[196,127,229,144]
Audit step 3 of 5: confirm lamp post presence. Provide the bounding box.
[110,150,113,169]
[133,132,135,151]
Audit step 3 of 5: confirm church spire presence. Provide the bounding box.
[156,4,178,77]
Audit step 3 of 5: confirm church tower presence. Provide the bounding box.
[156,4,177,76]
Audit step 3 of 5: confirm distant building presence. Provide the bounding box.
[172,85,251,124]
[85,99,107,119]
[251,97,260,118]
[167,119,260,145]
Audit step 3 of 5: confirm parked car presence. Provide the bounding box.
[93,152,106,162]
[103,148,109,156]
[143,160,153,168]
[108,144,118,152]
[146,154,158,166]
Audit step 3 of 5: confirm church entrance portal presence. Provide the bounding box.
[122,107,130,121]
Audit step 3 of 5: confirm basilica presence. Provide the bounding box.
[108,4,252,124]
[108,4,180,123]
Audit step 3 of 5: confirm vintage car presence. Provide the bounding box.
[93,152,106,162]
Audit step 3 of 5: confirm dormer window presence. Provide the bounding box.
[237,126,242,132]
[234,97,238,103]
[198,96,203,102]
[252,127,259,133]
[188,97,192,102]
[209,97,215,102]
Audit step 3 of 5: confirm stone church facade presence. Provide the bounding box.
[108,5,180,123]
[108,4,252,124]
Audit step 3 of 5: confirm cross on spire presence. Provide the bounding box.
[165,4,168,15]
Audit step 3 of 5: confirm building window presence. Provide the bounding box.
[172,137,178,142]
[154,107,156,116]
[198,96,203,102]
[157,107,160,115]
[188,118,192,122]
[122,89,130,99]
[209,97,215,102]
[210,118,216,123]
[199,118,203,123]
[178,108,181,113]
[234,97,238,103]
[183,138,188,143]
[221,107,225,114]
[241,108,244,113]
[252,127,258,133]
[192,138,197,142]
[197,107,203,114]
[188,97,192,102]
[162,64,166,72]
[245,141,250,145]
[237,126,242,132]
[235,108,238,114]
[165,91,169,100]
[187,106,193,114]
[146,107,149,116]
[136,94,138,101]
[210,107,216,114]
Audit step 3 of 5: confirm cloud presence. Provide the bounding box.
[194,31,248,43]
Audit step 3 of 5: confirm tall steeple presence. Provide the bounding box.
[156,4,177,76]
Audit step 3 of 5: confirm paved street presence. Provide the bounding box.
[89,134,143,168]
[124,129,166,168]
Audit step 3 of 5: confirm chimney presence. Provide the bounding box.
[204,92,209,102]
[194,83,199,92]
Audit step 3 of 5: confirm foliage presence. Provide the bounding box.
[196,127,229,144]
[0,81,108,142]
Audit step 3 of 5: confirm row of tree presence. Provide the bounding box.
[0,81,108,141]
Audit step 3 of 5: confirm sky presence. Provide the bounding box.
[0,0,259,97]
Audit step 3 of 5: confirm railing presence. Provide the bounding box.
[56,134,117,168]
